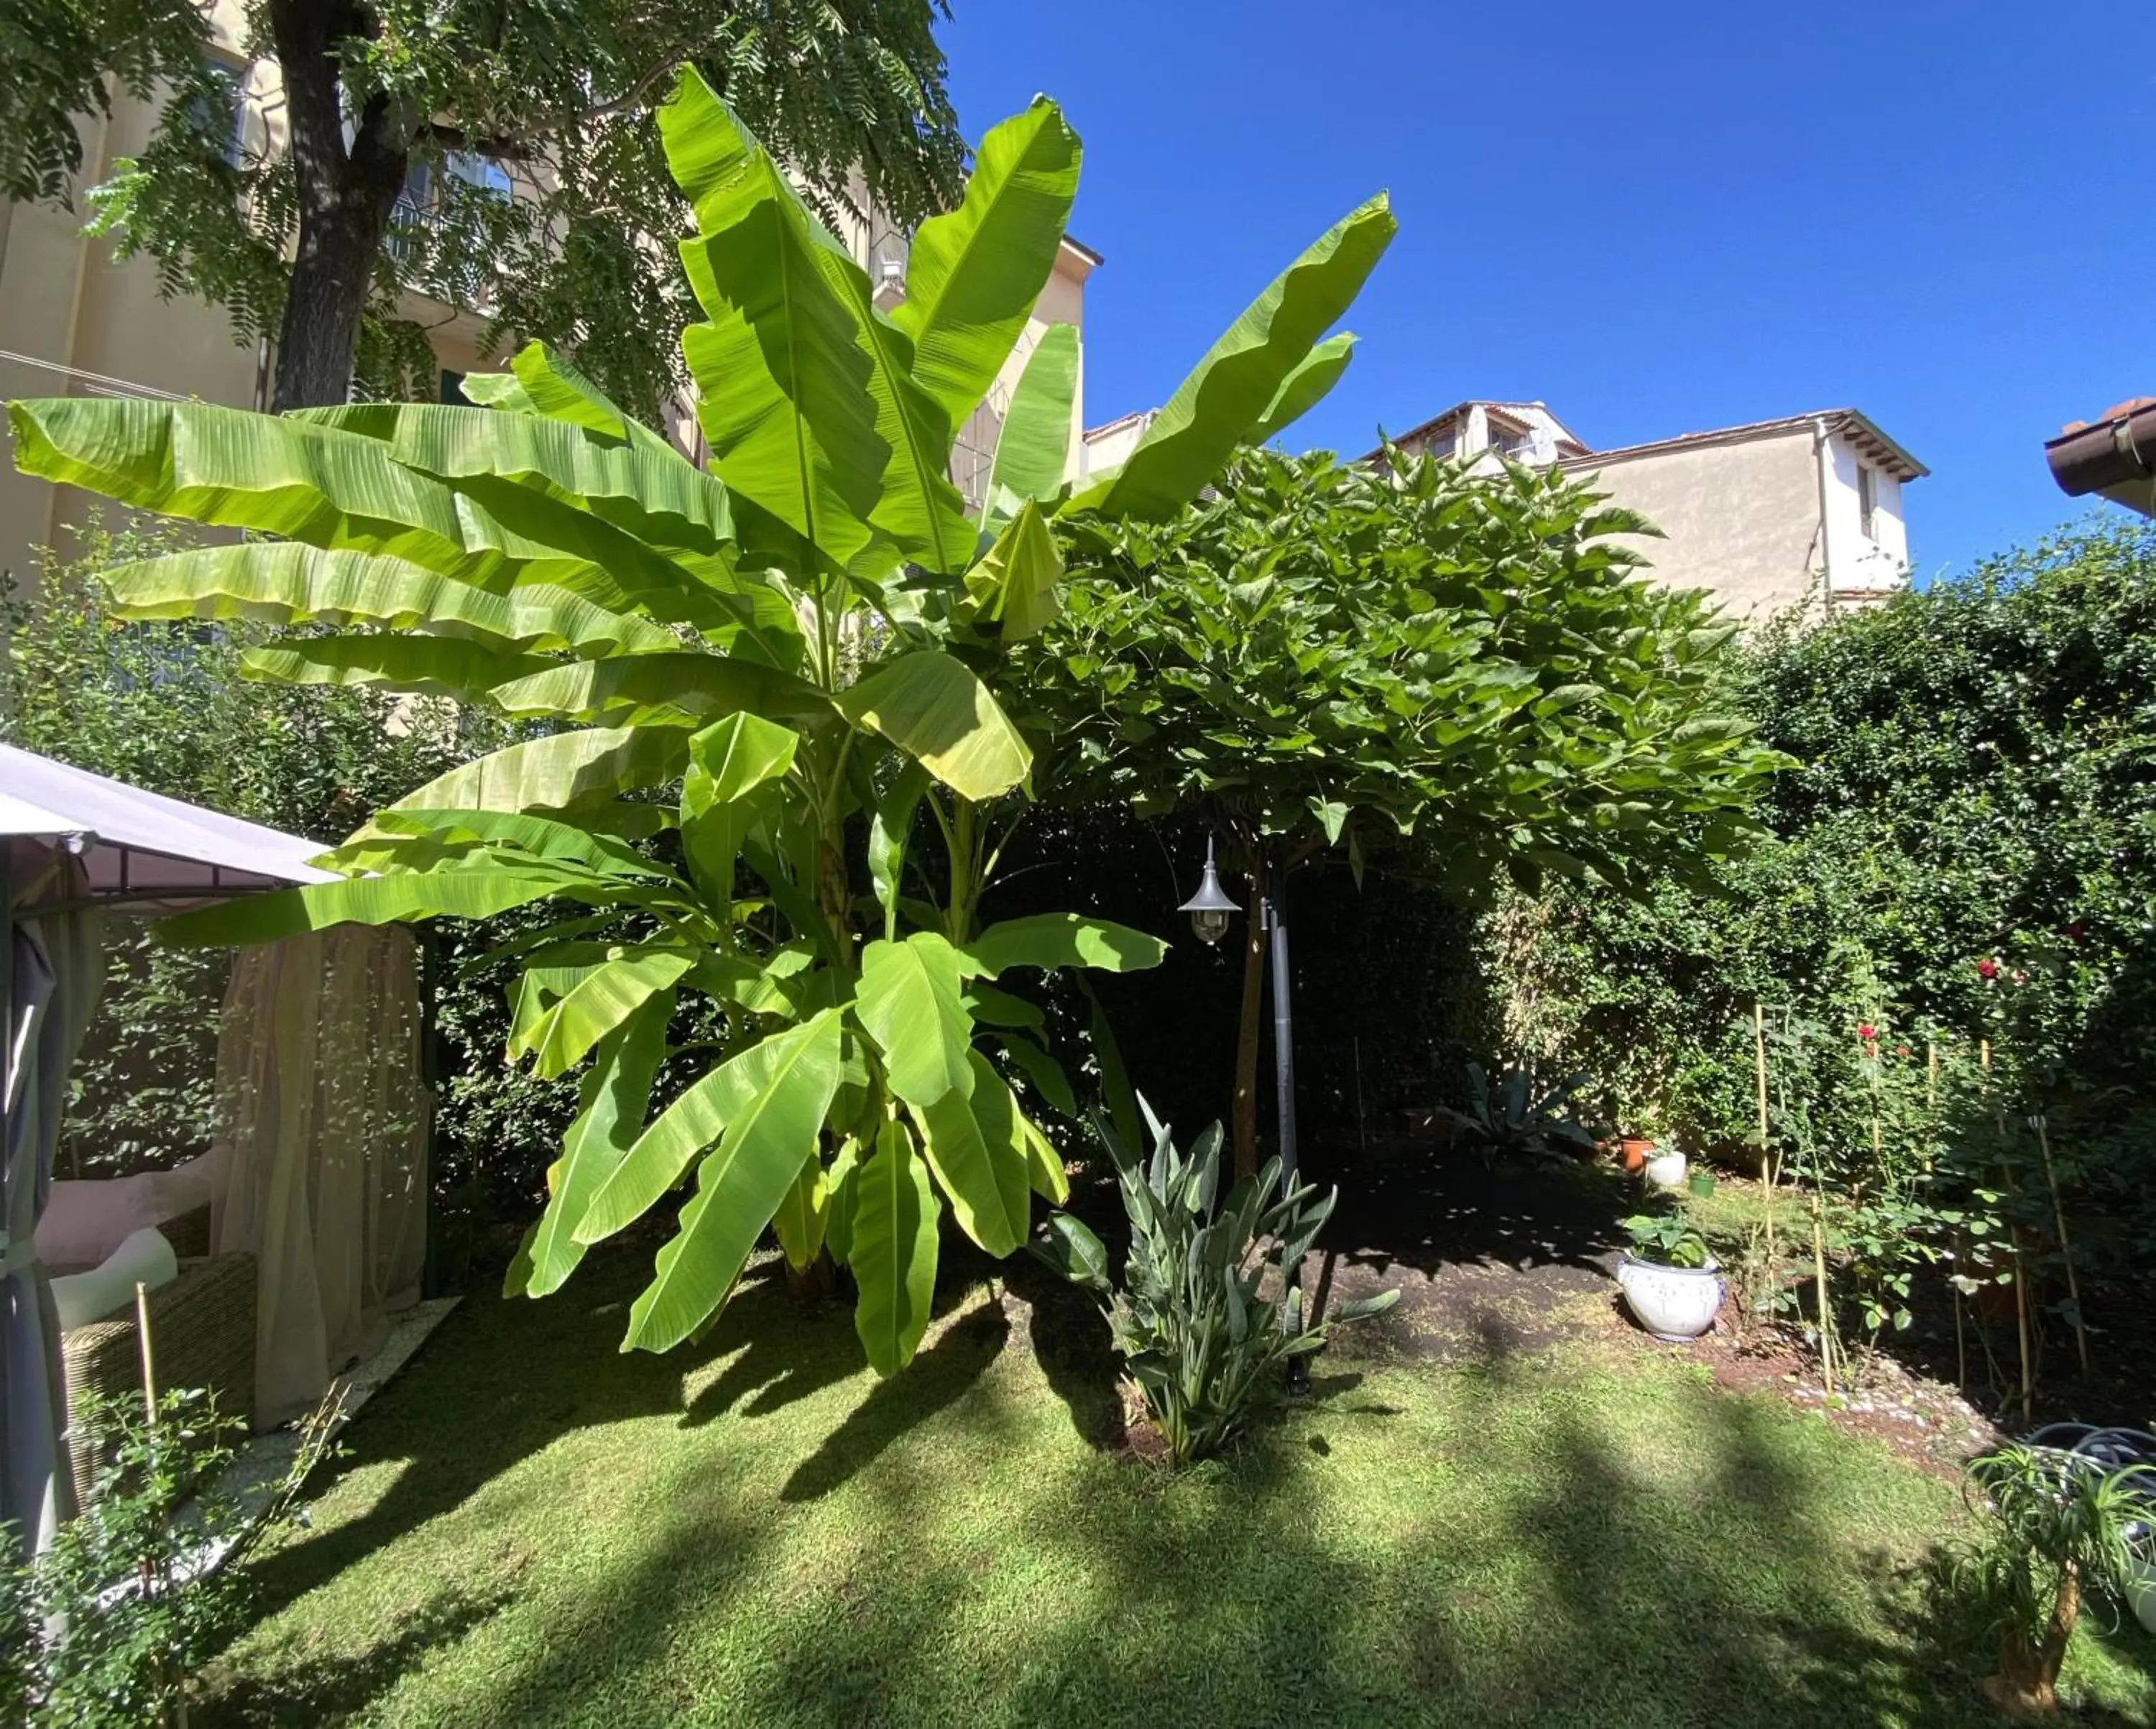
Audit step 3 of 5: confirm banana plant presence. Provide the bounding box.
[5,65,1395,1374]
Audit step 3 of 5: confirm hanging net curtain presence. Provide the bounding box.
[208,926,429,1428]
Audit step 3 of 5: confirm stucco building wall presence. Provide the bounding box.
[1570,430,1828,619]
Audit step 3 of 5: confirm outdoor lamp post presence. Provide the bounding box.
[1176,835,1240,944]
[1180,834,1309,1392]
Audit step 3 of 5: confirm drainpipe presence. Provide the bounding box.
[1812,417,1835,619]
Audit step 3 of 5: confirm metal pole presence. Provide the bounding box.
[1268,886,1308,1393]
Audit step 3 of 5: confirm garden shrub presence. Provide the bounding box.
[1496,520,2156,1296]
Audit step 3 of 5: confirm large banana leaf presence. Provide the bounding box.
[661,68,972,579]
[100,543,679,656]
[155,864,593,948]
[962,913,1167,977]
[490,652,831,728]
[387,727,693,815]
[510,949,697,1079]
[512,992,674,1298]
[836,651,1031,800]
[960,500,1061,641]
[1071,194,1396,522]
[354,808,673,879]
[622,1009,847,1351]
[985,323,1080,519]
[910,1048,1031,1257]
[855,932,975,1110]
[1248,331,1357,445]
[292,346,738,561]
[891,98,1082,432]
[576,1010,834,1244]
[682,713,798,911]
[770,1157,832,1272]
[6,397,729,632]
[847,1117,940,1374]
[239,635,550,701]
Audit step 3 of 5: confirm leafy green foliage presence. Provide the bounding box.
[1029,446,1787,892]
[0,1387,336,1727]
[10,72,1386,1372]
[1032,1107,1397,1465]
[0,519,535,1188]
[1494,522,2156,1368]
[1623,1210,1710,1270]
[59,0,968,415]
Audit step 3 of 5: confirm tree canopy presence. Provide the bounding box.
[11,0,967,415]
[1019,445,1789,1168]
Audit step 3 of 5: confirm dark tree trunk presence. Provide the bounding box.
[1231,846,1268,1180]
[267,0,409,410]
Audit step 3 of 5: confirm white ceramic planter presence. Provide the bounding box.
[1617,1254,1724,1342]
[1644,1151,1689,1190]
[2129,1559,2156,1638]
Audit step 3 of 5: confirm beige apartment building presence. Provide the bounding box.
[0,11,1097,584]
[1382,399,1926,620]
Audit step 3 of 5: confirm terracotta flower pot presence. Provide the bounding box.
[1618,1135,1655,1175]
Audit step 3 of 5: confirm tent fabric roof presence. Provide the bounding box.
[0,744,338,908]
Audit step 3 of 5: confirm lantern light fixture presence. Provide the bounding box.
[1177,834,1240,945]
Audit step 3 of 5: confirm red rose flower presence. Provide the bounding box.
[1858,1023,1876,1043]
[1978,958,1999,981]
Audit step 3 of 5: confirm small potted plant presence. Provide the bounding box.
[1616,1212,1723,1341]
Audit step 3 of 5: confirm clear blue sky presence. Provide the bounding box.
[939,2,2152,583]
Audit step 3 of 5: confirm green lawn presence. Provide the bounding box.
[200,1243,2156,1728]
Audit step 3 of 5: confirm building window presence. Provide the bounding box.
[1857,463,1878,540]
[190,59,249,167]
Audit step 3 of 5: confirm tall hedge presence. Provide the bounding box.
[1504,520,2156,1265]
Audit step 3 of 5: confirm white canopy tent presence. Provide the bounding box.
[1,743,429,1549]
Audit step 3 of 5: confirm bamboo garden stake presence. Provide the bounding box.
[2030,1114,2091,1376]
[1982,1039,2036,1426]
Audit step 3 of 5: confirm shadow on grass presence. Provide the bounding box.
[779,1299,1009,1503]
[204,1582,512,1725]
[202,1227,2156,1728]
